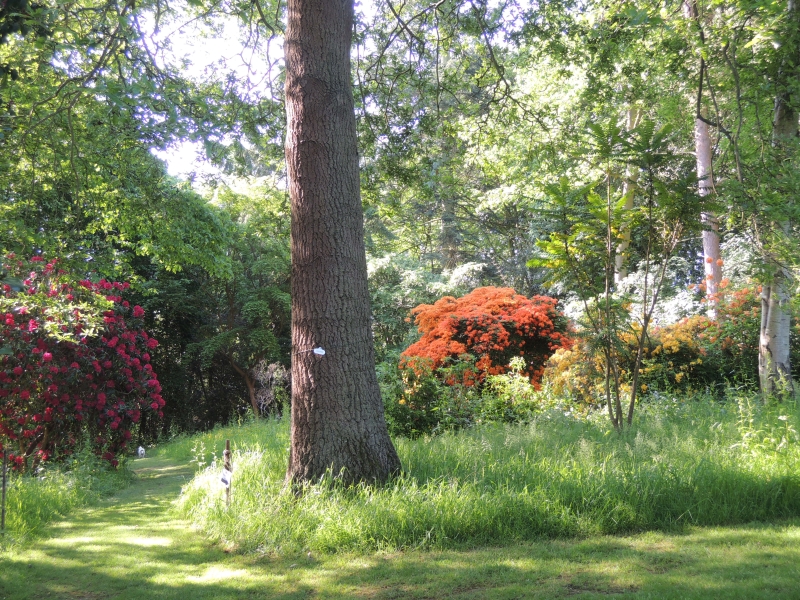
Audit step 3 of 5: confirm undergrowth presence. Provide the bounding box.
[173,392,800,555]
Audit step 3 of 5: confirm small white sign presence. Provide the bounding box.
[220,468,232,488]
[312,347,326,356]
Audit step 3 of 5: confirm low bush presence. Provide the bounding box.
[545,284,800,403]
[1,255,164,471]
[380,354,572,438]
[401,287,572,386]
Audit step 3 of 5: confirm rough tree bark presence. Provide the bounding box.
[759,0,798,398]
[284,0,401,484]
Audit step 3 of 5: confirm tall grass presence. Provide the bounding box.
[173,393,800,554]
[0,446,134,547]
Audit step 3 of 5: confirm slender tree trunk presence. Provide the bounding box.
[694,116,722,314]
[684,1,723,315]
[439,192,460,270]
[284,0,401,484]
[614,107,640,285]
[759,0,798,398]
[229,359,260,417]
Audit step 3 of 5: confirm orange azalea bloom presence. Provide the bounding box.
[401,286,571,385]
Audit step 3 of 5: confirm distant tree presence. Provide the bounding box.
[190,188,291,417]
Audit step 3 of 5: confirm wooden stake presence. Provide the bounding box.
[223,439,232,508]
[1,448,7,532]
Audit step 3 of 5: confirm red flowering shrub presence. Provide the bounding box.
[400,287,572,386]
[0,255,163,471]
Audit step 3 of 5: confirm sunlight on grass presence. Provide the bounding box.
[186,566,250,583]
[121,536,173,547]
[2,444,800,599]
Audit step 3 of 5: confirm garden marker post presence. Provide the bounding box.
[223,439,232,508]
[1,448,7,532]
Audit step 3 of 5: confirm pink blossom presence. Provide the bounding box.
[42,352,53,362]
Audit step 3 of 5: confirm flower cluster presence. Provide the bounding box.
[400,287,572,386]
[0,255,163,471]
[545,284,799,401]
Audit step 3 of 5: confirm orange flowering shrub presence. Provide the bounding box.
[400,287,572,386]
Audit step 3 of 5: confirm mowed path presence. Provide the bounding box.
[2,457,800,599]
[0,457,309,600]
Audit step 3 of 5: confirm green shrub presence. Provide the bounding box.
[379,354,479,438]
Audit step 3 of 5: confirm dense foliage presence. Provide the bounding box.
[2,0,799,439]
[0,256,163,470]
[547,284,800,404]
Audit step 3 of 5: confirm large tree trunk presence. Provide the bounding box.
[284,0,401,484]
[759,0,798,398]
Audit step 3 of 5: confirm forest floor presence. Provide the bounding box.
[1,457,800,599]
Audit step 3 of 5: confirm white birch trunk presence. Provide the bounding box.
[759,0,797,398]
[694,116,722,317]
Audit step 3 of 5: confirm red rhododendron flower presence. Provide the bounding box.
[0,256,164,472]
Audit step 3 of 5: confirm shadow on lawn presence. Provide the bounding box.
[0,457,799,599]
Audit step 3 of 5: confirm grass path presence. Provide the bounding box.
[2,457,800,599]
